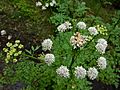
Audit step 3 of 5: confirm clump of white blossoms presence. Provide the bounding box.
[50,0,56,6]
[87,67,98,80]
[45,54,55,66]
[57,21,72,32]
[97,57,107,69]
[74,66,86,79]
[70,32,87,49]
[36,0,56,10]
[1,30,6,36]
[95,38,108,54]
[42,6,47,10]
[36,1,42,6]
[76,21,86,30]
[42,39,53,51]
[56,65,70,78]
[88,27,98,35]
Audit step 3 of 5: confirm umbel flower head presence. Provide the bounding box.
[88,27,98,35]
[97,57,107,69]
[95,38,108,54]
[70,32,87,49]
[56,65,70,78]
[42,39,53,51]
[77,21,86,30]
[57,21,72,32]
[74,66,87,79]
[45,54,55,66]
[87,67,98,80]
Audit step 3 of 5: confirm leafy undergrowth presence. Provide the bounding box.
[0,0,120,90]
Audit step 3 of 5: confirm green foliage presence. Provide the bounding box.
[1,60,55,90]
[0,0,120,90]
[50,0,88,26]
[50,13,71,26]
[10,0,40,20]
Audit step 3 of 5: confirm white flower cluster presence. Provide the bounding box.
[95,38,108,54]
[36,0,56,10]
[70,32,87,49]
[42,39,53,51]
[74,66,86,79]
[88,27,98,35]
[1,30,6,36]
[57,21,72,32]
[97,57,107,69]
[87,67,98,80]
[77,21,86,30]
[56,65,70,78]
[45,54,55,66]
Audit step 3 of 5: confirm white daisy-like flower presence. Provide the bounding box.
[57,21,72,32]
[1,30,6,35]
[70,32,87,49]
[42,6,47,10]
[45,54,55,66]
[97,57,107,69]
[95,38,108,54]
[76,21,86,30]
[74,66,86,79]
[56,65,70,78]
[42,39,53,51]
[88,27,98,35]
[36,1,42,6]
[45,3,49,7]
[87,67,98,80]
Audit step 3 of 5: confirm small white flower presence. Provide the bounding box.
[8,35,12,40]
[42,39,53,51]
[45,3,49,7]
[36,1,42,6]
[95,38,108,54]
[57,23,67,32]
[64,21,72,29]
[87,67,98,80]
[88,27,98,35]
[57,21,72,32]
[56,65,70,78]
[1,30,6,35]
[74,66,86,79]
[45,54,55,66]
[77,22,86,30]
[52,0,56,5]
[97,57,107,69]
[50,2,54,6]
[42,6,46,10]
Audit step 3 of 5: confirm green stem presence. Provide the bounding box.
[22,53,43,63]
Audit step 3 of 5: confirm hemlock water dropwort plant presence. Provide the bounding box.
[53,20,109,85]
